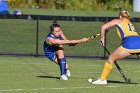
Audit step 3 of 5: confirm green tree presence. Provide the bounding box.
[7,0,132,11]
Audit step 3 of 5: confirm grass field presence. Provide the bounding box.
[0,9,140,57]
[0,9,140,92]
[0,56,139,93]
[0,19,140,57]
[9,9,140,17]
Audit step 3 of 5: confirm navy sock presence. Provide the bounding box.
[59,58,66,75]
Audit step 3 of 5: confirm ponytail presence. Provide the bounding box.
[119,10,130,19]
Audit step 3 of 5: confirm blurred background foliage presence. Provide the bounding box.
[7,0,132,11]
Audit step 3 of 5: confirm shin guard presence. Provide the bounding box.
[59,58,66,75]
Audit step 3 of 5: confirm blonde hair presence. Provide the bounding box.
[119,10,130,19]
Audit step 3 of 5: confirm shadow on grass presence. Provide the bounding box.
[37,76,60,79]
[107,80,138,84]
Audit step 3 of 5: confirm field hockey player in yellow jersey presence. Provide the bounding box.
[92,10,140,84]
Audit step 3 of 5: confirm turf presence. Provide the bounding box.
[0,9,139,93]
[0,9,140,57]
[0,19,139,57]
[10,9,140,17]
[0,56,139,93]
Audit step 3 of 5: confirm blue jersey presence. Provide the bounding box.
[0,0,8,13]
[43,33,62,61]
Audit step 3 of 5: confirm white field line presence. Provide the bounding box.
[1,70,140,76]
[78,64,101,67]
[22,63,101,67]
[0,85,139,92]
[21,62,49,65]
[72,72,101,74]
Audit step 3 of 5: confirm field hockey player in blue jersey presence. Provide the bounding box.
[43,22,89,80]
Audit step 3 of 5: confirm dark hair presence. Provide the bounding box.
[50,23,60,33]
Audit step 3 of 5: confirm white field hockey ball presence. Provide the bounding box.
[88,78,93,83]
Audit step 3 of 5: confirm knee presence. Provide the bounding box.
[138,55,140,59]
[57,52,65,59]
[108,55,116,64]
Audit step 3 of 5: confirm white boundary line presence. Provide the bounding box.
[0,85,139,92]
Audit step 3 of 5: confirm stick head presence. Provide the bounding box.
[126,78,131,84]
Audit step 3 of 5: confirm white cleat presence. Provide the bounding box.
[92,78,107,84]
[66,70,71,78]
[60,75,68,80]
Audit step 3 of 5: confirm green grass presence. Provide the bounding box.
[0,19,105,56]
[0,19,139,57]
[9,9,140,17]
[0,9,139,93]
[0,56,139,93]
[0,9,140,57]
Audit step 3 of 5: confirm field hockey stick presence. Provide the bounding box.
[69,33,100,47]
[87,33,100,40]
[101,41,131,84]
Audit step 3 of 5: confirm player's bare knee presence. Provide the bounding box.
[138,55,140,59]
[108,55,116,64]
[56,51,65,58]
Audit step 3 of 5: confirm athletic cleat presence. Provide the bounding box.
[66,69,71,78]
[60,75,68,80]
[92,78,107,84]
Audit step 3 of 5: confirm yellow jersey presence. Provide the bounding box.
[116,18,139,39]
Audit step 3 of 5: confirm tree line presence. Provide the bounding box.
[7,0,132,11]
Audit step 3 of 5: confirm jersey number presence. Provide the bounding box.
[128,24,136,32]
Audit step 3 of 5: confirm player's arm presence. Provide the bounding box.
[60,29,77,46]
[100,19,121,46]
[46,37,89,45]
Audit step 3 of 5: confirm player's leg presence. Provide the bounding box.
[92,47,131,84]
[56,46,70,80]
[44,49,66,77]
[54,56,69,70]
[100,47,131,80]
[136,53,140,59]
[138,55,140,59]
[44,51,68,80]
[53,55,70,78]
